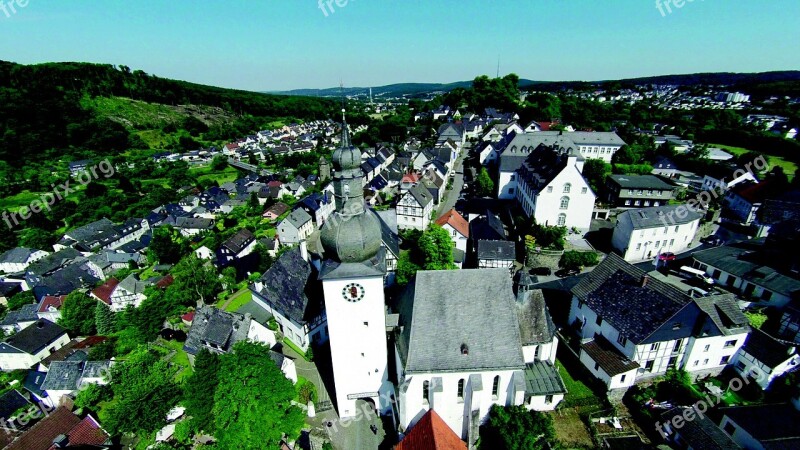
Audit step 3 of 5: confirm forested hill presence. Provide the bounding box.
[0,61,337,166]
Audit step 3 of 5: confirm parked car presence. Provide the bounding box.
[658,252,677,261]
[530,267,552,276]
[555,268,580,278]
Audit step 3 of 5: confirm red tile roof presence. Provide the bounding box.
[395,409,466,450]
[731,180,776,204]
[402,173,421,184]
[182,310,195,323]
[72,335,108,349]
[37,295,67,313]
[435,209,469,239]
[90,278,119,305]
[268,180,284,187]
[5,407,108,450]
[155,274,174,289]
[52,415,108,449]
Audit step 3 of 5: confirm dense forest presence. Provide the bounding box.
[0,61,338,166]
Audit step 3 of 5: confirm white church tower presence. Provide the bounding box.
[319,110,392,418]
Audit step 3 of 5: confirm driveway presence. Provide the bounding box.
[436,145,468,217]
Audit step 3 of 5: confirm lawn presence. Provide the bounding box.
[556,360,601,407]
[711,143,797,180]
[189,165,241,186]
[155,339,194,381]
[215,288,252,313]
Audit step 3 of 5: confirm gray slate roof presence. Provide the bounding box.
[740,328,797,368]
[404,183,433,208]
[0,320,66,355]
[396,269,525,374]
[617,205,703,230]
[516,289,557,346]
[477,240,516,261]
[608,174,677,191]
[0,303,40,327]
[251,248,320,325]
[0,248,39,265]
[720,403,800,446]
[661,407,741,450]
[183,305,251,355]
[523,360,567,396]
[283,208,313,229]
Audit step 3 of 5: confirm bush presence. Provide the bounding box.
[559,251,599,270]
[297,379,318,404]
[75,383,112,410]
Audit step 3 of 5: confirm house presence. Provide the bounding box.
[0,320,70,370]
[513,143,595,231]
[569,254,750,393]
[719,403,800,449]
[435,209,470,257]
[90,278,119,306]
[217,228,256,266]
[174,217,215,237]
[26,260,101,299]
[262,202,290,221]
[184,305,277,364]
[605,175,677,208]
[659,407,741,450]
[477,240,516,270]
[86,250,144,278]
[107,274,150,312]
[395,409,467,450]
[4,406,110,450]
[475,141,502,166]
[53,218,117,252]
[68,159,92,175]
[40,360,112,405]
[250,247,325,352]
[651,156,681,179]
[723,180,782,225]
[277,208,314,245]
[692,240,800,308]
[0,282,21,306]
[0,389,32,425]
[194,246,214,261]
[0,304,40,334]
[612,205,703,262]
[421,169,446,205]
[732,328,799,390]
[397,184,434,231]
[36,295,66,323]
[296,192,335,227]
[469,210,507,245]
[394,269,565,443]
[701,166,758,194]
[0,248,49,274]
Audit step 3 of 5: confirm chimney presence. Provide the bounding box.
[299,240,309,262]
[641,275,650,287]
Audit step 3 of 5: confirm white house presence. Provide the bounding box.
[108,274,149,312]
[732,328,799,390]
[41,360,112,406]
[701,167,758,193]
[183,305,277,363]
[397,184,433,231]
[435,209,469,268]
[569,255,750,393]
[512,143,595,231]
[216,228,256,266]
[0,320,70,371]
[0,248,49,274]
[36,295,67,323]
[395,269,565,444]
[718,403,800,450]
[174,217,215,237]
[278,208,314,246]
[475,141,502,166]
[612,205,703,262]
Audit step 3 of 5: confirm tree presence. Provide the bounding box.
[183,349,220,434]
[478,404,555,450]
[75,383,112,410]
[417,225,457,270]
[94,302,116,335]
[221,266,238,293]
[582,158,612,194]
[87,338,116,360]
[104,347,180,435]
[148,226,190,264]
[254,244,274,273]
[213,342,305,449]
[211,155,228,171]
[476,167,495,197]
[7,290,35,311]
[396,252,421,286]
[171,255,223,304]
[59,291,98,336]
[17,227,54,250]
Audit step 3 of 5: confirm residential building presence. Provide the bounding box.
[36,295,66,323]
[296,192,335,227]
[277,208,314,245]
[0,303,40,334]
[0,248,48,274]
[217,228,256,266]
[41,360,112,405]
[4,406,110,450]
[701,166,758,193]
[397,183,434,231]
[659,407,741,450]
[612,205,702,261]
[394,409,467,450]
[605,175,677,208]
[435,209,470,256]
[732,328,799,390]
[0,320,71,371]
[262,202,290,221]
[723,180,781,225]
[183,305,277,364]
[719,403,800,449]
[174,217,215,237]
[569,254,750,392]
[650,156,681,179]
[477,240,516,270]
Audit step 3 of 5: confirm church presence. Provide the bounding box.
[254,111,565,443]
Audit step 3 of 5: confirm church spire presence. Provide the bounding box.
[341,108,351,148]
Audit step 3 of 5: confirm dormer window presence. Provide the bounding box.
[461,344,469,355]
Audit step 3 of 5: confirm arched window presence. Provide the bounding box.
[563,183,571,193]
[457,379,465,400]
[422,380,429,403]
[560,196,570,209]
[492,375,500,397]
[558,213,567,226]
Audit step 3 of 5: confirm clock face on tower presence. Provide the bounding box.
[342,283,365,302]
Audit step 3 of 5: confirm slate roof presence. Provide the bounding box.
[63,218,116,242]
[435,209,469,238]
[0,303,40,327]
[720,403,800,446]
[515,144,582,193]
[740,328,798,368]
[183,305,251,355]
[0,282,20,298]
[477,240,515,261]
[0,390,31,419]
[661,407,740,450]
[222,228,255,254]
[0,247,39,265]
[404,183,433,208]
[396,269,525,374]
[608,174,677,191]
[251,248,320,325]
[693,240,800,297]
[283,208,313,229]
[581,335,640,376]
[524,360,567,396]
[0,320,66,355]
[617,205,703,230]
[41,360,112,391]
[517,289,557,346]
[26,248,81,277]
[22,370,47,397]
[175,217,214,230]
[34,261,100,296]
[395,409,467,450]
[470,210,506,242]
[236,300,273,325]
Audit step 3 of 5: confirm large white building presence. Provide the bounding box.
[612,205,703,262]
[0,320,70,371]
[569,255,750,393]
[397,183,434,231]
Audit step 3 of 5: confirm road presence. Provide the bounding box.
[436,143,469,218]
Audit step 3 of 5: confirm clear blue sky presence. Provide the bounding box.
[1,0,797,91]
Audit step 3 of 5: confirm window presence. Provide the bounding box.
[620,374,626,383]
[578,299,585,309]
[557,213,566,226]
[644,360,654,371]
[663,227,668,235]
[560,196,570,209]
[693,360,699,366]
[594,362,600,371]
[636,243,641,251]
[669,239,674,246]
[545,394,553,404]
[547,186,553,193]
[703,344,710,352]
[723,422,736,436]
[668,356,678,367]
[703,358,709,365]
[625,199,631,205]
[634,200,640,206]
[762,291,773,301]
[492,376,500,398]
[363,321,369,326]
[596,315,602,326]
[422,381,429,403]
[563,183,571,193]
[674,339,683,353]
[581,187,588,194]
[509,188,515,195]
[650,343,660,351]
[457,379,465,400]
[617,334,628,347]
[724,340,737,348]
[720,355,731,364]
[655,240,660,248]
[674,226,679,232]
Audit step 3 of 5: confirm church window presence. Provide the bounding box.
[492,375,500,398]
[422,380,429,403]
[457,379,465,400]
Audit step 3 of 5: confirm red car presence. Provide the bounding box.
[658,252,677,261]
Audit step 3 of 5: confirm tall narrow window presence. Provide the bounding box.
[560,196,570,209]
[557,213,566,226]
[457,379,465,400]
[422,380,429,403]
[563,183,571,193]
[492,376,500,398]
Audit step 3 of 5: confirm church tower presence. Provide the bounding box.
[319,110,391,418]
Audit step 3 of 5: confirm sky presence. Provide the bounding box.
[1,0,798,91]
